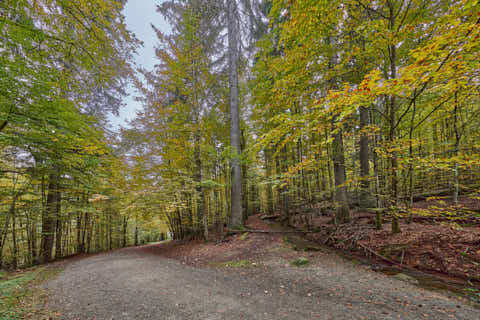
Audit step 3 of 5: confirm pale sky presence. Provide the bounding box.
[109,0,170,130]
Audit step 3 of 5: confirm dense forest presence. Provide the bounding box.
[1,0,479,270]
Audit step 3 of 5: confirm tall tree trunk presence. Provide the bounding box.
[359,106,372,207]
[108,208,112,250]
[55,187,62,259]
[134,218,139,246]
[227,0,243,227]
[193,129,207,239]
[122,216,127,247]
[325,128,334,201]
[77,210,84,253]
[265,148,274,215]
[388,7,400,234]
[86,212,91,253]
[453,90,460,205]
[332,127,351,224]
[12,203,17,269]
[0,201,12,268]
[31,214,37,265]
[241,130,248,223]
[40,172,58,264]
[409,92,417,208]
[328,35,350,224]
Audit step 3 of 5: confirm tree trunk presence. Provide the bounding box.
[134,219,139,246]
[193,129,207,239]
[327,34,350,224]
[55,187,62,259]
[453,90,460,205]
[0,202,12,268]
[388,8,400,233]
[77,211,84,254]
[122,216,127,247]
[227,0,243,227]
[332,127,351,224]
[359,106,372,207]
[12,203,17,269]
[408,92,417,210]
[265,148,274,215]
[40,172,58,264]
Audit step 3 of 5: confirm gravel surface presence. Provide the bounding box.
[45,245,478,320]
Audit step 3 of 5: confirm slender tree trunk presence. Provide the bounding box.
[193,128,207,239]
[122,216,127,247]
[0,203,12,268]
[332,127,351,224]
[227,0,243,227]
[388,7,400,234]
[31,214,37,265]
[77,210,84,253]
[40,172,58,263]
[328,35,350,224]
[240,130,248,222]
[55,187,62,259]
[86,213,92,253]
[134,219,139,246]
[282,145,290,225]
[325,128,334,201]
[265,148,274,215]
[359,106,371,207]
[453,90,460,205]
[12,205,17,269]
[409,92,417,209]
[108,208,112,250]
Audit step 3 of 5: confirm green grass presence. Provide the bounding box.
[291,257,310,267]
[0,270,38,319]
[0,266,60,320]
[230,225,247,231]
[463,288,480,304]
[239,232,248,241]
[215,259,259,268]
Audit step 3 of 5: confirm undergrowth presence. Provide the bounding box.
[0,266,60,320]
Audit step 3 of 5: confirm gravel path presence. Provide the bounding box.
[46,245,478,320]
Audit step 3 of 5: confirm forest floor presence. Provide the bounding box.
[32,213,479,320]
[300,197,480,286]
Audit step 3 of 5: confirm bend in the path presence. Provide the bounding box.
[46,244,478,320]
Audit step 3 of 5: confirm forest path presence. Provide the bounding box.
[45,244,478,320]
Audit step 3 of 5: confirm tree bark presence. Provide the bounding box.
[227,0,243,227]
[12,203,17,269]
[40,172,58,264]
[134,219,139,246]
[265,148,274,215]
[453,90,460,205]
[387,5,400,233]
[0,202,12,268]
[332,127,351,224]
[55,187,62,259]
[122,216,127,247]
[359,106,372,207]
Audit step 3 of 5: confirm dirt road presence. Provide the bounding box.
[45,244,478,320]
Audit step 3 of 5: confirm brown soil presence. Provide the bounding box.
[137,215,295,267]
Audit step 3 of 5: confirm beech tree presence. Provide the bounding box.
[0,0,139,268]
[2,0,479,266]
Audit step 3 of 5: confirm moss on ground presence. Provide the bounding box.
[214,259,259,268]
[291,257,310,267]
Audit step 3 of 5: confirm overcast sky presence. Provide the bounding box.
[108,1,170,130]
